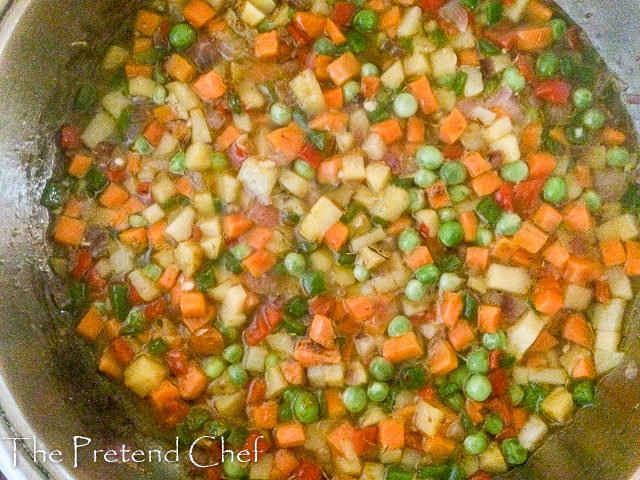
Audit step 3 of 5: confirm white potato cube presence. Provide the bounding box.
[518,415,548,451]
[142,203,165,225]
[190,109,212,143]
[128,269,161,302]
[430,47,457,78]
[490,133,521,163]
[185,142,214,171]
[101,91,131,119]
[507,310,547,359]
[369,185,410,222]
[81,111,116,148]
[340,154,366,182]
[289,69,326,117]
[366,162,392,193]
[362,132,387,161]
[124,356,168,397]
[237,157,279,204]
[397,6,422,37]
[592,298,625,332]
[165,206,196,242]
[414,400,446,437]
[214,173,241,203]
[240,1,265,26]
[461,66,484,97]
[540,387,574,424]
[279,170,310,198]
[219,284,247,327]
[299,196,343,242]
[380,60,404,89]
[486,264,532,294]
[563,284,593,311]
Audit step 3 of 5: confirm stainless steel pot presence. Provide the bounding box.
[0,1,639,479]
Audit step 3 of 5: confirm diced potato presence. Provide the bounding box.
[279,170,310,198]
[345,362,368,386]
[518,415,548,451]
[334,265,356,287]
[559,345,591,374]
[289,68,326,117]
[237,157,279,204]
[81,111,116,148]
[200,236,223,260]
[470,106,497,126]
[357,246,387,270]
[266,229,292,256]
[233,113,252,132]
[484,117,514,145]
[214,392,245,417]
[594,329,620,352]
[193,193,216,214]
[185,142,214,171]
[512,366,568,385]
[461,66,484,97]
[467,276,487,294]
[413,209,439,237]
[101,45,129,71]
[540,387,574,424]
[250,453,273,480]
[101,91,131,119]
[592,298,625,332]
[351,228,387,253]
[403,51,429,77]
[452,29,476,49]
[507,310,547,359]
[432,87,456,112]
[128,269,161,302]
[124,356,169,397]
[110,247,134,276]
[219,284,247,327]
[365,162,392,193]
[166,82,200,110]
[154,132,179,159]
[336,131,355,152]
[198,216,221,237]
[152,247,174,269]
[479,443,507,474]
[151,172,177,205]
[307,364,346,388]
[362,132,387,161]
[165,206,196,242]
[412,34,436,55]
[430,47,457,78]
[336,456,362,476]
[240,1,265,26]
[129,76,156,98]
[266,332,295,356]
[244,346,268,373]
[190,109,212,143]
[237,81,266,111]
[563,284,593,310]
[299,196,343,242]
[596,214,639,241]
[340,153,366,182]
[214,173,241,203]
[174,240,204,277]
[396,5,422,37]
[379,448,402,464]
[486,264,532,294]
[490,133,520,163]
[414,400,446,437]
[310,248,334,272]
[361,463,385,480]
[606,266,633,299]
[380,60,404,89]
[504,0,530,21]
[250,0,276,14]
[594,349,624,374]
[369,185,410,222]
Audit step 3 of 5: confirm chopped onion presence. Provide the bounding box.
[438,0,469,33]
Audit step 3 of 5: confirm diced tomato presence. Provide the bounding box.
[286,24,310,46]
[72,248,93,280]
[228,139,249,169]
[420,0,446,11]
[442,143,464,159]
[247,378,267,406]
[111,337,135,364]
[488,368,510,397]
[165,349,189,376]
[106,167,127,183]
[298,143,323,168]
[513,177,546,217]
[489,349,501,371]
[484,28,517,50]
[309,295,334,316]
[144,298,166,319]
[161,398,190,428]
[417,384,437,402]
[405,431,423,451]
[292,461,323,480]
[495,426,518,441]
[534,79,571,105]
[331,1,356,25]
[354,425,378,456]
[86,268,108,300]
[137,181,152,194]
[59,124,83,150]
[127,280,146,305]
[594,279,611,303]
[244,303,284,346]
[242,430,271,461]
[418,222,431,240]
[501,0,515,5]
[494,183,514,212]
[486,396,513,426]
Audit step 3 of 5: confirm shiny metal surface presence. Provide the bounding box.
[0,1,638,479]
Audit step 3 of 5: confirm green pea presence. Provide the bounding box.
[466,348,490,374]
[509,384,525,406]
[367,381,390,403]
[148,337,168,356]
[464,431,489,455]
[353,9,378,32]
[500,161,529,183]
[294,159,315,179]
[211,152,228,171]
[387,315,412,337]
[152,85,167,104]
[414,168,438,188]
[293,391,320,424]
[439,161,467,185]
[133,137,152,154]
[542,176,568,204]
[536,52,559,77]
[408,188,426,213]
[549,18,567,41]
[284,252,306,276]
[393,92,418,119]
[169,151,186,175]
[314,37,335,55]
[231,243,251,261]
[369,356,394,381]
[398,228,421,253]
[501,438,528,466]
[495,212,522,236]
[560,56,575,78]
[571,379,595,407]
[416,264,440,284]
[438,207,457,223]
[228,364,248,387]
[566,124,589,145]
[449,185,471,203]
[606,147,631,167]
[582,190,601,212]
[222,456,249,478]
[484,412,504,435]
[264,353,280,369]
[223,344,243,363]
[583,108,606,130]
[361,62,379,77]
[439,272,464,291]
[476,228,493,247]
[270,102,292,126]
[203,357,225,379]
[438,221,464,248]
[572,87,593,109]
[416,145,444,169]
[353,264,370,282]
[342,386,368,413]
[169,23,196,50]
[405,279,427,301]
[465,374,492,401]
[482,331,507,350]
[502,67,526,92]
[343,80,360,102]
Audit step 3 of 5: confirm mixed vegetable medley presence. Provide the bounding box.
[42,0,640,477]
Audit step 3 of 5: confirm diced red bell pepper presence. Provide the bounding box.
[420,0,446,11]
[72,248,93,280]
[417,384,437,402]
[484,28,518,50]
[127,279,146,305]
[86,268,107,300]
[111,337,135,364]
[354,425,378,456]
[247,378,267,406]
[513,177,546,217]
[309,295,334,316]
[144,298,166,320]
[442,143,464,159]
[494,183,514,212]
[488,368,510,397]
[242,430,271,461]
[534,79,571,105]
[331,1,356,25]
[292,462,323,480]
[286,24,310,46]
[298,143,323,168]
[165,349,189,376]
[244,303,284,346]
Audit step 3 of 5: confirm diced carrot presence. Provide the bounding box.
[174,176,194,199]
[147,220,167,250]
[308,313,335,349]
[406,245,434,270]
[490,237,518,262]
[180,291,207,318]
[133,38,153,54]
[326,52,360,86]
[573,163,593,189]
[182,0,216,28]
[426,180,451,209]
[325,18,346,44]
[512,221,548,254]
[280,360,305,385]
[344,296,375,321]
[158,264,180,291]
[449,319,475,351]
[275,423,307,448]
[68,154,92,178]
[458,47,480,66]
[125,63,153,78]
[314,55,332,81]
[323,87,343,110]
[215,124,240,151]
[244,226,273,250]
[572,356,596,379]
[327,420,356,456]
[243,249,278,278]
[63,196,84,218]
[148,380,181,413]
[462,152,491,178]
[516,26,553,51]
[293,338,341,366]
[549,125,570,144]
[255,31,279,59]
[111,337,135,364]
[429,339,458,376]
[267,123,306,162]
[378,418,405,450]
[521,122,543,154]
[53,216,86,247]
[154,104,178,124]
[423,436,456,462]
[528,329,559,353]
[600,237,626,266]
[379,6,401,36]
[361,75,381,98]
[526,152,556,179]
[177,363,208,400]
[317,157,342,185]
[439,108,467,145]
[383,332,424,363]
[192,70,226,101]
[164,54,196,83]
[324,388,347,418]
[563,313,593,350]
[406,116,425,143]
[624,240,640,276]
[272,449,299,480]
[371,119,403,144]
[477,305,500,334]
[563,201,592,232]
[533,283,564,316]
[465,246,489,273]
[98,183,130,209]
[76,307,104,341]
[439,291,464,327]
[564,256,602,285]
[324,222,349,251]
[309,111,349,132]
[471,171,503,196]
[143,120,165,147]
[98,350,122,379]
[135,10,162,36]
[408,76,439,115]
[526,0,553,22]
[251,401,278,429]
[293,11,326,38]
[602,127,626,146]
[387,216,412,236]
[532,203,563,233]
[119,227,148,252]
[543,241,570,269]
[224,213,253,239]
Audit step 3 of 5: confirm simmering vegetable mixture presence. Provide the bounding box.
[42,0,640,477]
